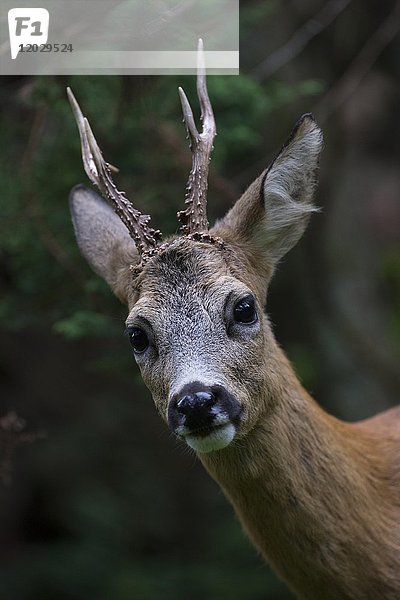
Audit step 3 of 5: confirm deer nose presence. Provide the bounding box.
[168,384,218,433]
[175,390,216,431]
[177,391,216,416]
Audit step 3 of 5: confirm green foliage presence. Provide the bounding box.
[155,73,323,168]
[241,0,280,26]
[53,311,116,340]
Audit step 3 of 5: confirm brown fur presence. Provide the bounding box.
[70,115,400,599]
[200,347,400,599]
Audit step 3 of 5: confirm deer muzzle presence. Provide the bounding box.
[168,381,242,453]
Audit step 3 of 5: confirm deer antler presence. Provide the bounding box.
[67,87,161,256]
[177,39,216,234]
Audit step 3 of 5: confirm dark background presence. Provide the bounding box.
[1,1,399,598]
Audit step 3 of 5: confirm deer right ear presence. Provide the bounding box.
[211,114,323,273]
[69,185,138,303]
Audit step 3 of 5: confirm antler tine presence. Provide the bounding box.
[177,38,217,234]
[196,38,216,140]
[67,87,161,256]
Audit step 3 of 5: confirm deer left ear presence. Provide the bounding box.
[69,185,139,304]
[211,114,323,271]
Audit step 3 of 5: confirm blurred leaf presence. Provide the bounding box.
[53,311,115,340]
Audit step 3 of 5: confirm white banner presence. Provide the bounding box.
[0,0,239,75]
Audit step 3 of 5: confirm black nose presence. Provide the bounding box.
[177,391,216,416]
[168,383,217,433]
[175,390,216,431]
[168,381,243,436]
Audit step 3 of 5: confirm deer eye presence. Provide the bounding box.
[127,326,149,353]
[233,295,257,324]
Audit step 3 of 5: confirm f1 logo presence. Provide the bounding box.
[8,8,50,59]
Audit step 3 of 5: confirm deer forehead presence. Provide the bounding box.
[126,241,258,341]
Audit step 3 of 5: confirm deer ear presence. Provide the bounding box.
[211,114,323,271]
[69,185,138,303]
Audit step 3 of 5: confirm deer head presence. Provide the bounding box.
[68,44,323,455]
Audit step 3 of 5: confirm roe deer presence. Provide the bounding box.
[67,44,400,600]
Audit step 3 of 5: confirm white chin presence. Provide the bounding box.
[185,423,236,454]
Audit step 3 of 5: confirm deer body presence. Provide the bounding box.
[67,49,400,598]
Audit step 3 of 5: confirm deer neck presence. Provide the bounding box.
[199,340,393,600]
